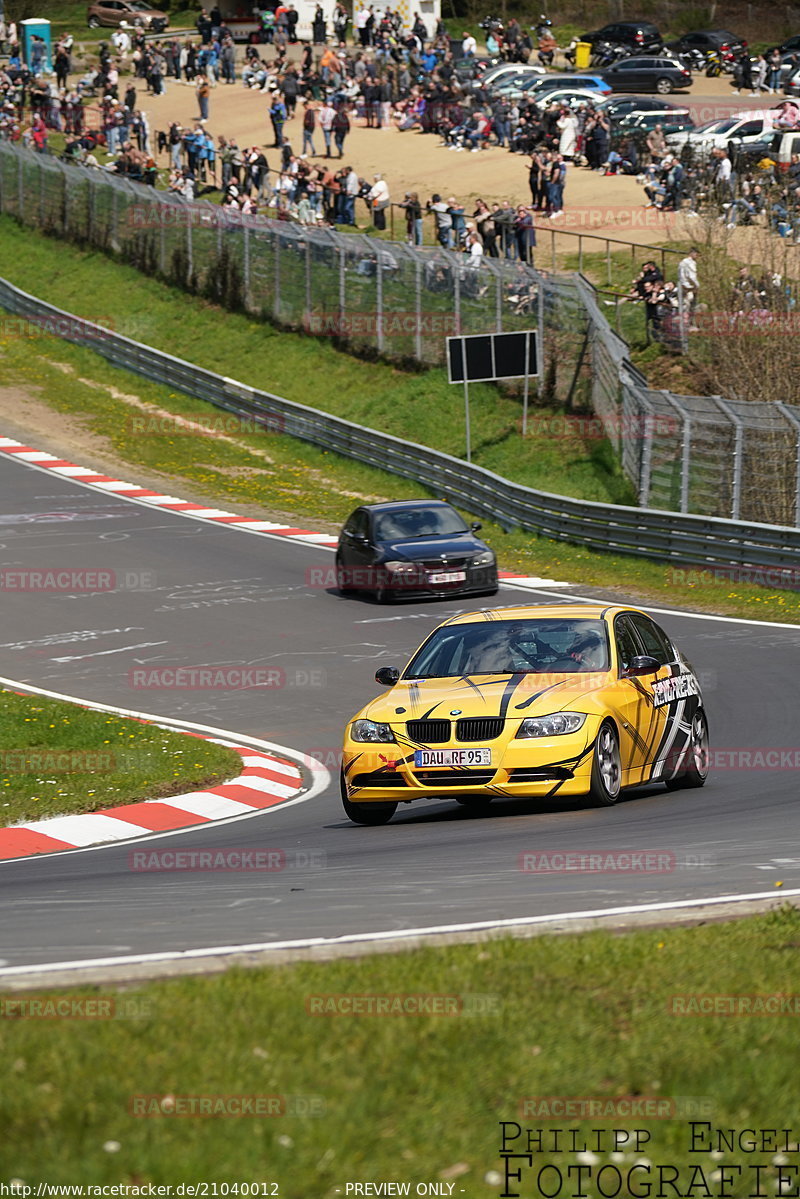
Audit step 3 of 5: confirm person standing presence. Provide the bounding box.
[343,165,360,225]
[318,97,335,156]
[302,99,317,155]
[513,205,536,265]
[678,246,700,329]
[399,191,423,244]
[270,91,287,146]
[368,173,390,229]
[548,153,566,218]
[332,105,350,157]
[196,73,210,120]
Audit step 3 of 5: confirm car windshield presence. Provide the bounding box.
[693,118,738,134]
[372,507,469,541]
[404,618,611,677]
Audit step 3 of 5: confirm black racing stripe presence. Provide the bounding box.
[421,704,442,719]
[343,753,364,778]
[460,675,488,698]
[514,682,564,710]
[498,673,528,719]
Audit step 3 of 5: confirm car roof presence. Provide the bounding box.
[438,604,645,627]
[357,500,455,513]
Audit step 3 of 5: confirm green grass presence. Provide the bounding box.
[0,217,634,506]
[2,905,800,1188]
[0,219,798,621]
[0,689,242,824]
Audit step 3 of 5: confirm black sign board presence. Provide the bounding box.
[447,330,538,384]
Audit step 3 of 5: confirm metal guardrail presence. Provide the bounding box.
[2,274,800,574]
[3,139,800,528]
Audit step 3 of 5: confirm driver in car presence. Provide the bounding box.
[566,628,605,670]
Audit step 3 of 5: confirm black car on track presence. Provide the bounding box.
[335,501,498,603]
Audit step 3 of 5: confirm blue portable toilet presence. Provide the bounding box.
[20,18,52,74]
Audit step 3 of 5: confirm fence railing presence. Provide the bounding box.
[2,273,800,574]
[1,140,800,528]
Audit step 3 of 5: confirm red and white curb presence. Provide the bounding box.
[0,678,330,865]
[0,435,571,589]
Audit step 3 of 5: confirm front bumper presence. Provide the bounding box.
[342,735,595,803]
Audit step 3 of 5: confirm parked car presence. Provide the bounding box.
[597,96,689,119]
[581,21,663,53]
[601,56,692,94]
[667,29,747,57]
[532,88,611,111]
[483,62,545,85]
[783,61,800,95]
[86,0,169,29]
[667,111,777,158]
[781,34,800,53]
[503,75,612,102]
[487,68,549,95]
[617,109,695,136]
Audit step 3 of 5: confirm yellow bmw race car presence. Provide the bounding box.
[341,604,709,825]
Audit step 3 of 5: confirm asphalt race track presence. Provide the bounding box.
[1,450,799,973]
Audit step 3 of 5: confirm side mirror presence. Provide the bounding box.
[375,666,400,687]
[623,655,660,677]
[471,521,482,532]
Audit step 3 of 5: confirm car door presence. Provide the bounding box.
[626,612,701,782]
[339,508,372,580]
[611,614,656,784]
[608,60,639,91]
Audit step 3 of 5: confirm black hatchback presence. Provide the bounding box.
[335,500,498,603]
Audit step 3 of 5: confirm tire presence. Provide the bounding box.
[589,721,622,806]
[666,709,709,791]
[88,15,100,26]
[455,795,493,809]
[656,77,673,94]
[340,771,397,825]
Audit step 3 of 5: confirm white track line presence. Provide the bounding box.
[1,888,798,978]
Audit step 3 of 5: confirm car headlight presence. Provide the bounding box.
[350,719,396,743]
[517,712,587,738]
[472,551,495,567]
[384,561,417,575]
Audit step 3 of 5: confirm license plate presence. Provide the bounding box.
[427,571,466,584]
[414,748,491,767]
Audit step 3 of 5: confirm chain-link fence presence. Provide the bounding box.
[1,141,799,528]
